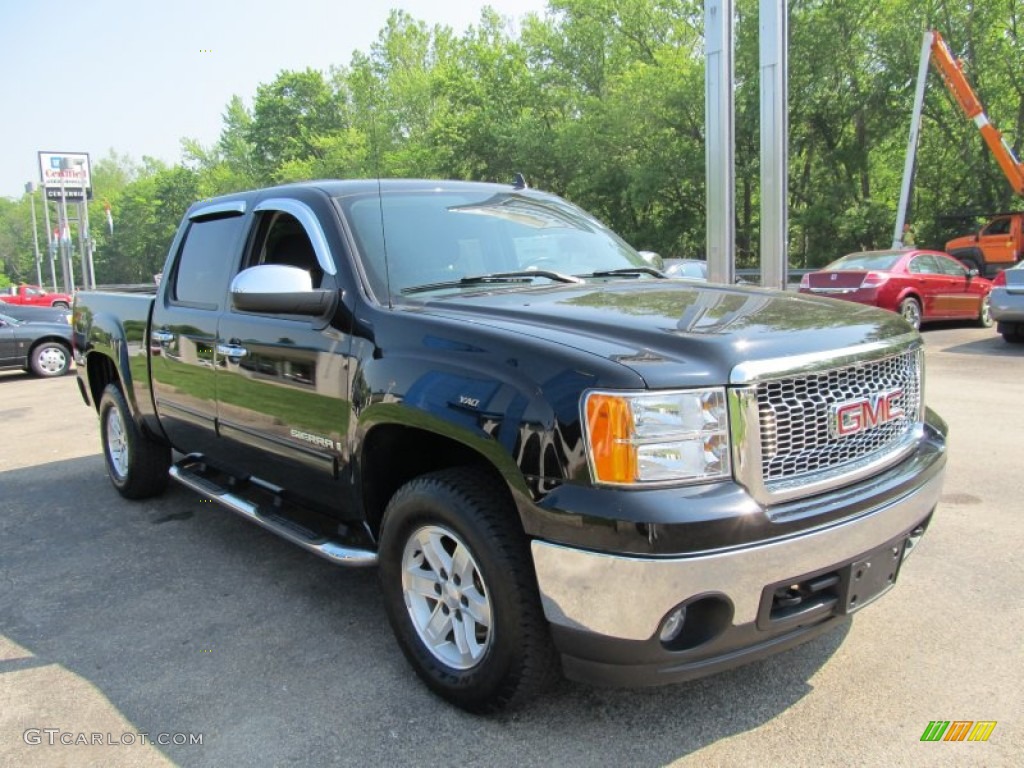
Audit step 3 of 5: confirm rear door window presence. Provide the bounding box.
[172,216,246,309]
[908,255,940,274]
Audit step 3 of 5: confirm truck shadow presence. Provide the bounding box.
[1,455,847,767]
[944,339,1023,356]
[0,370,76,385]
[920,324,1023,356]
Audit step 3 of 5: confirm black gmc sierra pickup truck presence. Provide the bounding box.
[74,179,947,712]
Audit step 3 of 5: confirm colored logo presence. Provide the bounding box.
[920,720,997,742]
[830,390,905,438]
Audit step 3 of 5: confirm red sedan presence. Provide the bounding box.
[798,249,993,330]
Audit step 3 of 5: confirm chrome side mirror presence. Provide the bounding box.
[230,265,334,315]
[638,250,665,271]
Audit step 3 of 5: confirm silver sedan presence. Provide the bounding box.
[991,262,1024,342]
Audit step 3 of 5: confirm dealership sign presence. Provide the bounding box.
[38,151,92,200]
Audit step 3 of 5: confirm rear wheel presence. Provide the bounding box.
[378,468,558,712]
[976,294,994,328]
[98,384,171,499]
[898,297,922,330]
[52,301,70,309]
[29,341,71,377]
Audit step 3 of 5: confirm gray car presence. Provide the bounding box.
[0,312,74,376]
[990,262,1024,342]
[662,258,709,280]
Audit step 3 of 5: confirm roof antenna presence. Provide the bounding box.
[512,172,528,190]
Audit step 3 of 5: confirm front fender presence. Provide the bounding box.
[352,346,606,496]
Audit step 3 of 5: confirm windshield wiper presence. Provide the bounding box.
[476,270,583,284]
[402,270,583,295]
[585,267,666,278]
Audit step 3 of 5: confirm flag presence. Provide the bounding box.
[104,200,113,235]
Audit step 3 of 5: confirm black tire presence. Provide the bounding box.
[29,341,71,377]
[976,294,994,328]
[378,467,558,713]
[98,384,171,499]
[1002,330,1024,344]
[52,301,70,309]
[898,297,922,330]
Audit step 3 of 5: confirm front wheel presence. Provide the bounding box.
[378,468,558,712]
[898,297,922,330]
[29,341,71,377]
[98,384,171,499]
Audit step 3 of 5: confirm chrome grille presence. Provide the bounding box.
[757,350,921,483]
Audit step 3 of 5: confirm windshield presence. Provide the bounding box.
[825,252,902,271]
[337,188,648,300]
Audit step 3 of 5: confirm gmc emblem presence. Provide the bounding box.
[830,390,905,437]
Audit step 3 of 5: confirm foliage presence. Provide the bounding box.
[3,0,1024,283]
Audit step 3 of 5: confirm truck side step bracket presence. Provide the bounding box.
[169,456,377,567]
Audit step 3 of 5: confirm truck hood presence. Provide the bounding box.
[417,281,913,388]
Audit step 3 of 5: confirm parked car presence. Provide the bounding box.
[0,298,71,324]
[0,311,74,377]
[661,258,751,284]
[2,283,73,308]
[662,258,709,280]
[990,262,1024,342]
[798,249,993,330]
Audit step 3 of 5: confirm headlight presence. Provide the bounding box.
[583,388,731,485]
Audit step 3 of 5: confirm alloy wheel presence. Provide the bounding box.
[401,524,493,670]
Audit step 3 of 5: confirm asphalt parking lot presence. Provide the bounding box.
[0,323,1020,767]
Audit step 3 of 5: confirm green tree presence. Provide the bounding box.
[247,69,345,182]
[94,164,198,284]
[9,0,1024,282]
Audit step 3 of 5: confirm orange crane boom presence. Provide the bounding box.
[894,29,1024,249]
[928,30,1024,196]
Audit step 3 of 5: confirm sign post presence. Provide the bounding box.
[59,181,74,292]
[38,152,91,292]
[40,185,56,291]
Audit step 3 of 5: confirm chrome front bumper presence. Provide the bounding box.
[531,457,943,642]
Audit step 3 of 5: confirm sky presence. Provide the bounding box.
[0,0,550,199]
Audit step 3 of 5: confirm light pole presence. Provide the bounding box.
[25,182,43,287]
